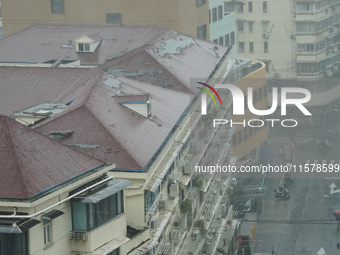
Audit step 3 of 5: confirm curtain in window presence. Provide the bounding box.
[72,202,87,231]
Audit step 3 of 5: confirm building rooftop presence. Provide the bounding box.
[0,116,105,200]
[36,74,192,170]
[0,25,231,172]
[0,25,169,66]
[0,67,102,116]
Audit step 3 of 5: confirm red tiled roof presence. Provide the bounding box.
[0,116,104,200]
[0,25,169,65]
[0,67,102,116]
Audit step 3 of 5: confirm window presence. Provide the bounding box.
[107,248,120,255]
[237,20,244,32]
[0,233,28,254]
[225,34,230,47]
[218,5,223,20]
[263,1,267,12]
[237,2,244,12]
[249,22,254,33]
[107,13,122,24]
[51,0,64,14]
[72,190,124,231]
[78,43,91,52]
[144,187,160,215]
[212,7,217,22]
[264,42,268,53]
[262,21,268,33]
[213,39,218,44]
[231,32,235,45]
[43,219,52,245]
[197,24,207,40]
[219,36,224,46]
[239,42,245,53]
[249,42,254,53]
[296,2,315,12]
[297,43,314,53]
[248,2,253,12]
[197,0,206,7]
[296,22,316,33]
[224,2,234,12]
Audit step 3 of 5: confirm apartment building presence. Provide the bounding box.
[0,25,267,254]
[0,0,209,40]
[225,0,340,81]
[0,115,135,255]
[209,0,237,58]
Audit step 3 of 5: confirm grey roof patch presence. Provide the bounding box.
[103,75,122,88]
[155,34,196,57]
[17,103,67,117]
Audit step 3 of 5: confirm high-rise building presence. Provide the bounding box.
[225,0,340,81]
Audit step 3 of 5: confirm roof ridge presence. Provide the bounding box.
[3,117,30,197]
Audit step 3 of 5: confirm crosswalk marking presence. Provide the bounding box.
[303,160,340,165]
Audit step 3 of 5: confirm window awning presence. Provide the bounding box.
[79,179,133,203]
[42,210,64,220]
[0,218,40,233]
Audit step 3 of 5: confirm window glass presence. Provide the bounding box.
[71,190,124,231]
[197,24,207,40]
[263,1,267,12]
[218,5,223,20]
[51,0,64,14]
[107,13,122,24]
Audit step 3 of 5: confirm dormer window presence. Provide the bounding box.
[78,43,91,52]
[75,35,102,53]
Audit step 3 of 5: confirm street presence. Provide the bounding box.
[253,125,340,255]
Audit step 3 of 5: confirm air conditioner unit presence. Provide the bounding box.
[159,199,167,211]
[263,32,269,38]
[170,229,181,242]
[69,231,88,241]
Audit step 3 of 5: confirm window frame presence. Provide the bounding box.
[249,42,254,53]
[197,0,206,7]
[248,2,253,12]
[197,24,207,40]
[263,1,268,12]
[106,13,122,24]
[264,42,269,53]
[51,0,64,14]
[249,22,254,33]
[239,42,245,53]
[43,219,52,246]
[71,190,125,231]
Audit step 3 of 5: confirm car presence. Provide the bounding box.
[233,198,256,217]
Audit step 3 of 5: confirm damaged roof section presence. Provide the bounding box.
[34,71,191,171]
[102,30,228,92]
